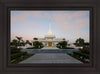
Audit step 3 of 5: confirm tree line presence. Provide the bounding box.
[11,36,89,49]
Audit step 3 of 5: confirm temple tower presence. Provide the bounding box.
[48,23,52,35]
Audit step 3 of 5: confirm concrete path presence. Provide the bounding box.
[19,53,82,64]
[42,46,59,49]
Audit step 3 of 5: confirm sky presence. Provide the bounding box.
[11,10,90,43]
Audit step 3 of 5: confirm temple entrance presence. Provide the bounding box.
[48,42,52,46]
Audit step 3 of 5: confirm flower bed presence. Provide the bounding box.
[11,53,34,64]
[73,51,89,59]
[10,47,34,64]
[11,51,27,60]
[67,49,90,63]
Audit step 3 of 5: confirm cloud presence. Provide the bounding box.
[11,11,89,42]
[51,11,89,42]
[11,11,44,23]
[52,11,89,31]
[11,12,30,23]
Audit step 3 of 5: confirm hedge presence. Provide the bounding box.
[79,49,89,54]
[73,51,89,59]
[11,48,21,54]
[11,52,27,60]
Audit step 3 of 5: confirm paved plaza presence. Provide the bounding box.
[19,53,82,64]
[42,46,59,49]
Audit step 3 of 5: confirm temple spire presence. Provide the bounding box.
[48,23,52,35]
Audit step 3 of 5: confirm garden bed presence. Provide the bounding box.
[67,49,90,63]
[10,47,34,64]
[11,53,34,64]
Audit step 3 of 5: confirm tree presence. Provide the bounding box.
[20,40,25,46]
[26,40,30,44]
[56,41,67,49]
[16,36,22,46]
[75,38,85,46]
[11,39,18,46]
[33,41,44,49]
[25,40,32,45]
[33,37,38,40]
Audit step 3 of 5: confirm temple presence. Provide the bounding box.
[32,23,67,47]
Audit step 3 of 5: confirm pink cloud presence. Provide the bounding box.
[11,12,31,23]
[11,11,43,23]
[31,11,43,18]
[11,11,89,42]
[52,11,89,33]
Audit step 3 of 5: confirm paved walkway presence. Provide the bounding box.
[19,53,82,64]
[42,46,59,49]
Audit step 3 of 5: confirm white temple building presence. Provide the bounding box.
[31,23,68,47]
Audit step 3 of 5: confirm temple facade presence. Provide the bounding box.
[31,23,67,47]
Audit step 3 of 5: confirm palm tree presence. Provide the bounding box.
[20,40,25,46]
[16,36,22,46]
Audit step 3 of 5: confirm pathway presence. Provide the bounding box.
[19,53,82,63]
[42,46,59,49]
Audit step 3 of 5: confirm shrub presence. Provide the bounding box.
[56,41,67,49]
[11,51,27,60]
[33,41,44,49]
[73,51,89,59]
[79,49,89,54]
[11,59,16,63]
[11,48,21,54]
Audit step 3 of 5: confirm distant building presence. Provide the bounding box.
[32,23,68,47]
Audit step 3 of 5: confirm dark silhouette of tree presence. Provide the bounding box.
[33,37,38,40]
[26,40,30,44]
[25,40,32,45]
[75,38,85,46]
[33,41,44,49]
[16,36,22,46]
[20,40,25,46]
[11,39,18,46]
[56,41,67,49]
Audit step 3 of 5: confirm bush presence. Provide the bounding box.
[11,48,21,54]
[11,59,16,63]
[67,53,73,56]
[79,49,89,54]
[33,41,44,49]
[11,51,27,60]
[56,41,67,49]
[73,51,89,59]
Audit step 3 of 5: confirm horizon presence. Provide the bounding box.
[11,11,90,43]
